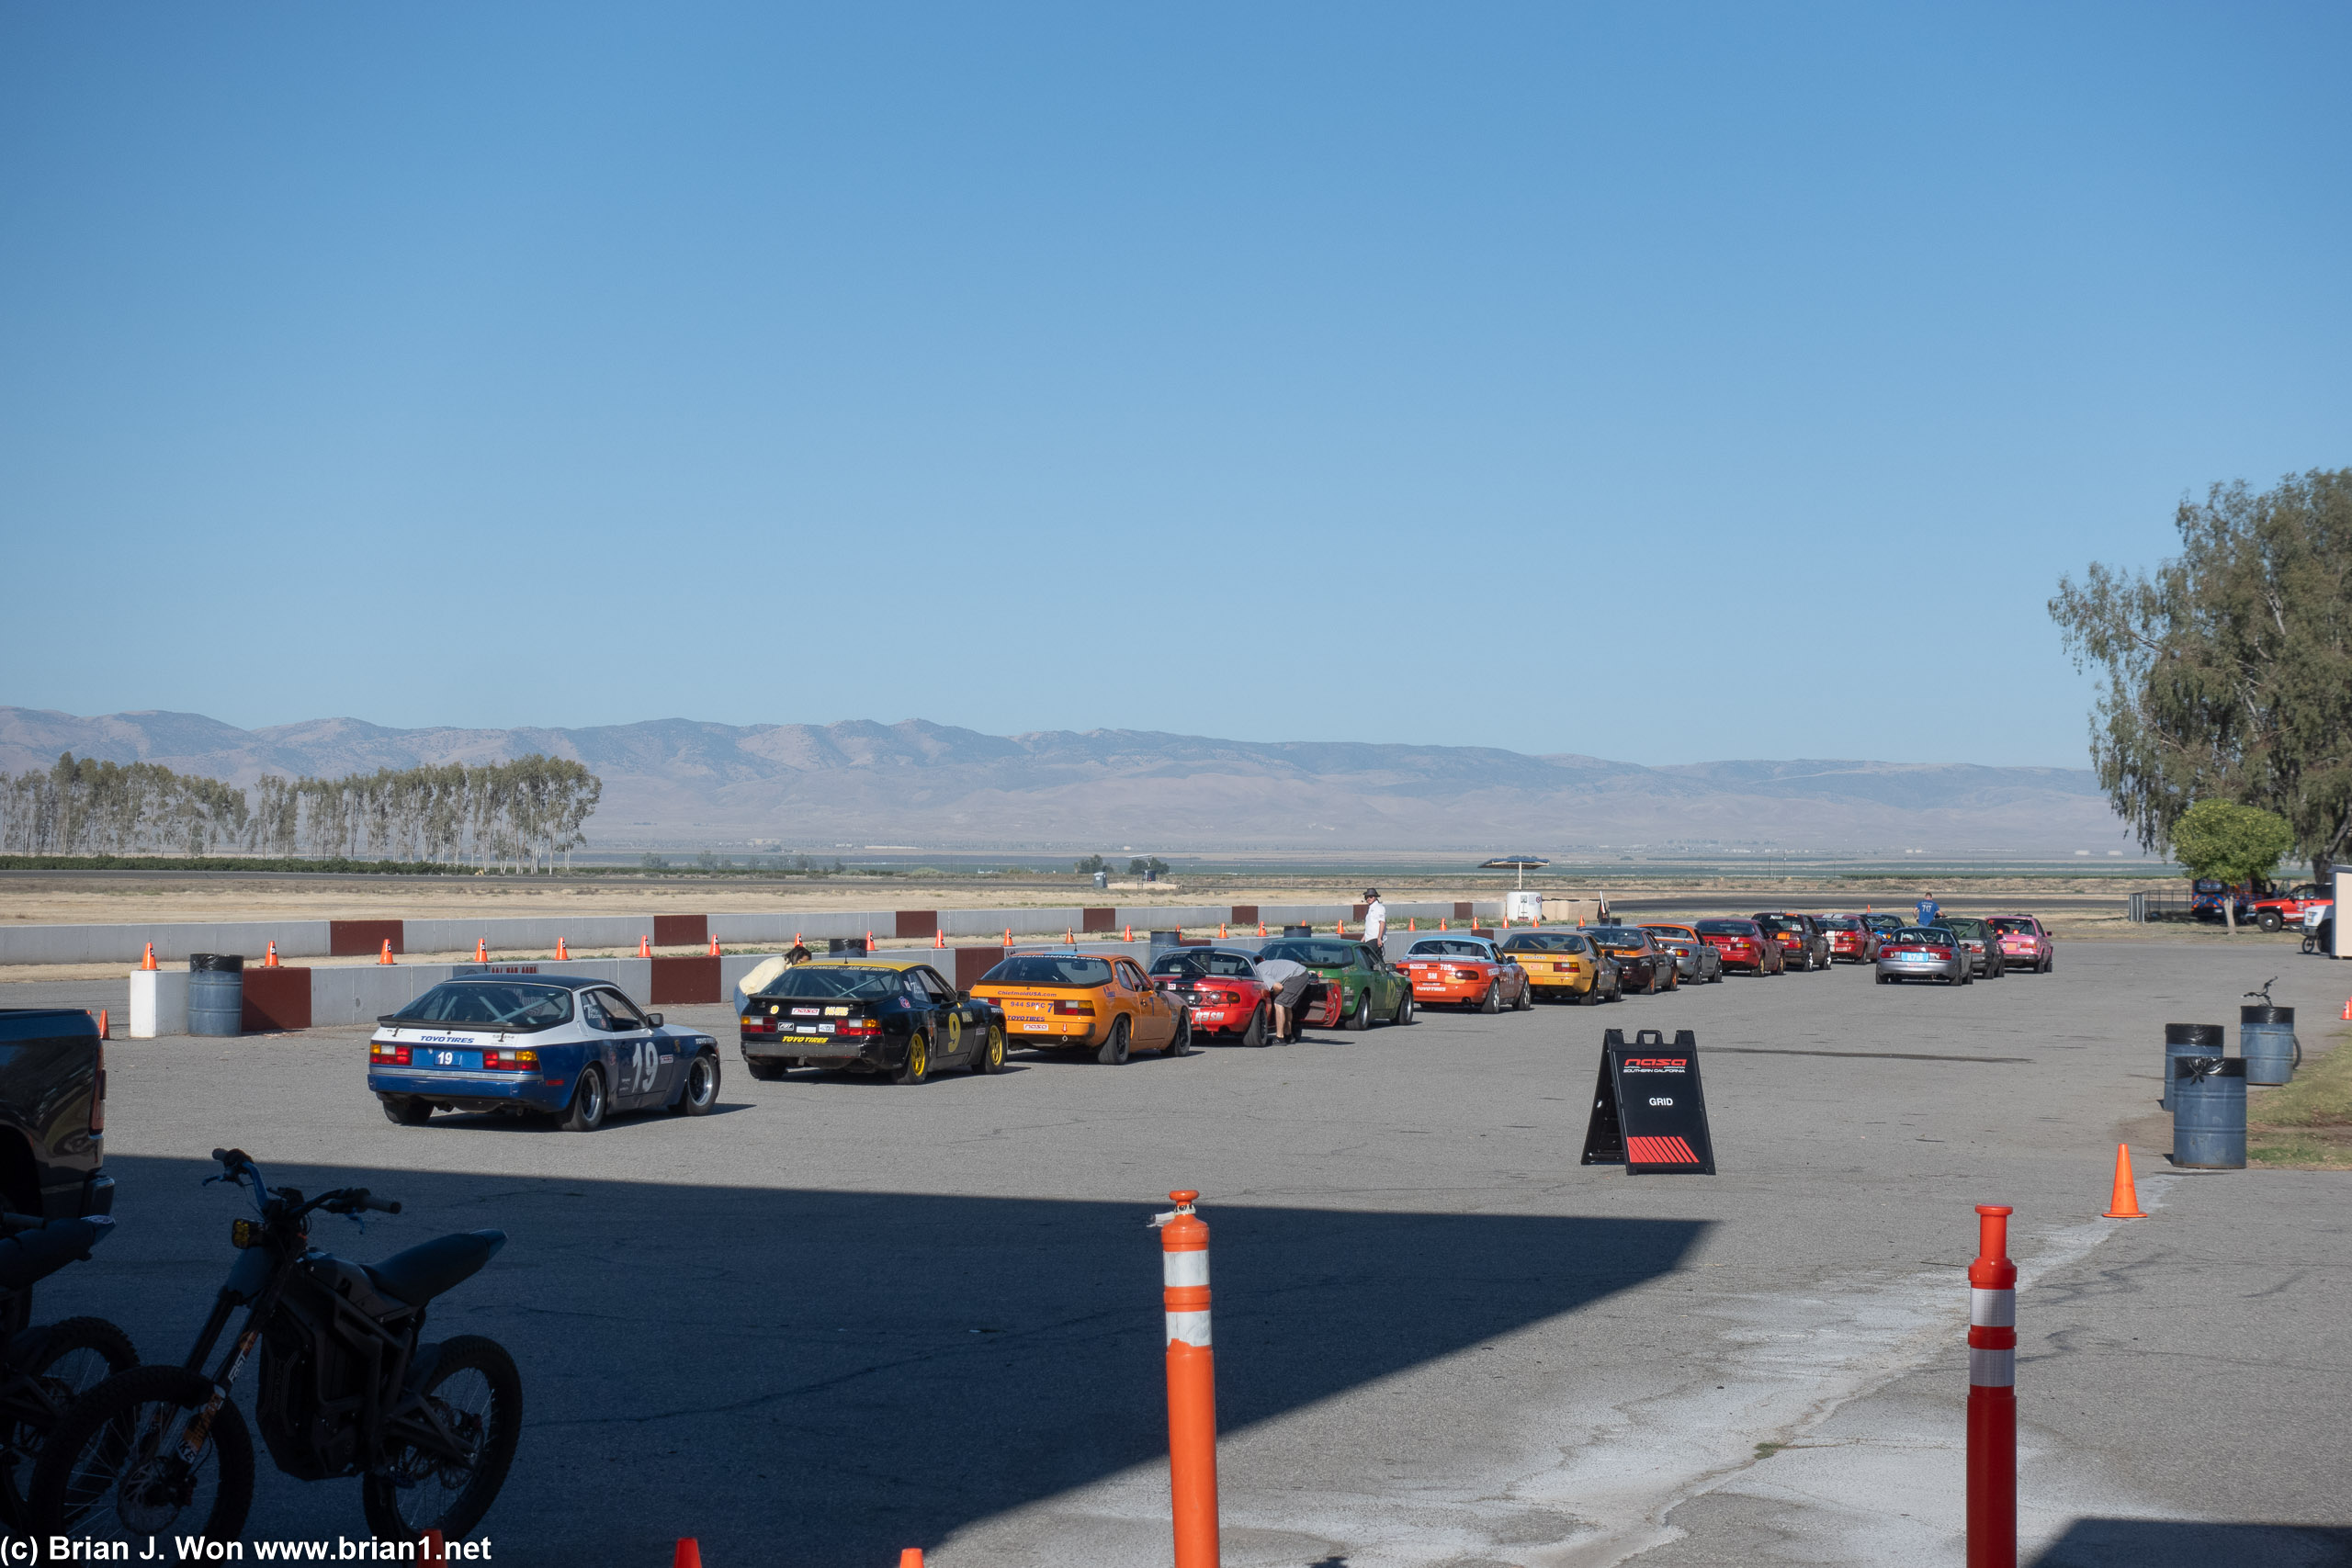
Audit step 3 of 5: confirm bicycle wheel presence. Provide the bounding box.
[28,1363,252,1544]
[0,1316,137,1529]
[360,1335,523,1543]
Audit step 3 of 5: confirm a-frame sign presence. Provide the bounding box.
[1580,1027,1716,1175]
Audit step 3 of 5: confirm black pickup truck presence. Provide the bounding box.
[0,1010,113,1225]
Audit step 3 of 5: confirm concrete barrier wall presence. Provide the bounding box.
[130,954,733,1038]
[15,899,1508,970]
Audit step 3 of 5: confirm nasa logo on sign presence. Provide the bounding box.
[1579,1028,1716,1175]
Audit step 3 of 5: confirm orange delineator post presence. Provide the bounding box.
[378,940,396,965]
[2100,1144,2145,1219]
[141,942,157,971]
[1154,1189,1220,1568]
[1966,1203,2017,1568]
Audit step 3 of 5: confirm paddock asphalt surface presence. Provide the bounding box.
[18,941,2351,1566]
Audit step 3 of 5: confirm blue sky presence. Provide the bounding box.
[3,3,2345,766]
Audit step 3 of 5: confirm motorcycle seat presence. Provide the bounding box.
[0,1216,113,1292]
[363,1230,507,1306]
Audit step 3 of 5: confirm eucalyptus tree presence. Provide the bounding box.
[2051,469,2352,878]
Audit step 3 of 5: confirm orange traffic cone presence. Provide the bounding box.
[637,935,652,957]
[555,938,569,960]
[378,940,395,965]
[1066,927,1076,944]
[473,937,489,963]
[1408,916,1416,932]
[708,934,722,957]
[934,929,945,949]
[674,1540,703,1568]
[1218,922,1227,939]
[1002,928,1013,949]
[793,932,803,949]
[1338,919,1348,936]
[2101,1143,2146,1219]
[2342,995,2351,1021]
[1256,921,1267,937]
[1123,924,1133,942]
[899,1551,923,1568]
[97,1008,108,1040]
[141,942,157,971]
[263,941,280,967]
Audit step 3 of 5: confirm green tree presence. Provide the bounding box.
[1074,854,1106,874]
[2168,800,2294,931]
[2050,469,2352,879]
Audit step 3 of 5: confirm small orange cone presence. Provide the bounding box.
[674,1540,703,1568]
[637,935,652,957]
[899,1551,923,1568]
[379,939,396,965]
[794,931,803,948]
[708,934,722,956]
[473,937,489,963]
[1338,919,1347,936]
[555,937,569,960]
[934,929,946,948]
[1408,916,1416,932]
[2101,1143,2146,1219]
[1218,922,1227,939]
[1123,924,1133,942]
[2342,995,2351,1021]
[1256,921,1267,937]
[263,941,280,967]
[141,942,157,971]
[1002,928,1012,949]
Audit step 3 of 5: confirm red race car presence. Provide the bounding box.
[1989,916,2055,974]
[1693,917,1783,975]
[1815,915,1881,964]
[1146,947,1275,1044]
[1399,936,1532,1013]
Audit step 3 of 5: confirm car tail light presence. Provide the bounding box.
[1452,967,1483,981]
[1201,989,1240,1006]
[483,1049,540,1071]
[1054,999,1097,1016]
[741,1015,771,1032]
[838,1019,881,1037]
[371,1040,412,1066]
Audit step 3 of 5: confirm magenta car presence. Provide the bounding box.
[1990,916,2054,974]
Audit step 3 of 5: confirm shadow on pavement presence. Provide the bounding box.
[2031,1518,2352,1567]
[57,1154,1707,1565]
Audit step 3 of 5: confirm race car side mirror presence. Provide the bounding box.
[646,1012,663,1028]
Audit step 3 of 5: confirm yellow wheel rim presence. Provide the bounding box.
[988,1026,1004,1066]
[910,1035,927,1075]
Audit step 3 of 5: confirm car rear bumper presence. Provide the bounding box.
[1876,958,1962,981]
[370,1067,571,1111]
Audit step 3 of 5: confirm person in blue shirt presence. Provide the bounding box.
[1916,891,1941,927]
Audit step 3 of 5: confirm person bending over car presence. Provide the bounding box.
[1256,955,1313,1042]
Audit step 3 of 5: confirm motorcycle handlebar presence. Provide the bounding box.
[359,1192,401,1214]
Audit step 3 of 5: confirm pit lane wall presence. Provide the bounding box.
[9,900,1498,968]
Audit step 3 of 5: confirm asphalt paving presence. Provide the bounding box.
[19,938,2350,1566]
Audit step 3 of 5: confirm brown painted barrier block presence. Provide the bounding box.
[1081,908,1115,932]
[895,910,940,940]
[650,955,720,1005]
[330,919,402,958]
[242,968,312,1032]
[1352,903,1368,922]
[1453,902,1474,919]
[953,947,1004,991]
[1228,905,1259,924]
[652,914,708,949]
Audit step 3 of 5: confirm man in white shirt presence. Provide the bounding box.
[1254,955,1311,1042]
[1361,888,1387,950]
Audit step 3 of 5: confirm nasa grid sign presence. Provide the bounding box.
[1580,1027,1717,1175]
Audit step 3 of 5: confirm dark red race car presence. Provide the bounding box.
[1816,915,1881,964]
[1693,917,1783,976]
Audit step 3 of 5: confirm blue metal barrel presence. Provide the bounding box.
[2172,1055,2246,1169]
[187,953,243,1037]
[2161,1023,2224,1110]
[2239,1004,2298,1087]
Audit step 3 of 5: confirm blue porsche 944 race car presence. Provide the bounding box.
[368,973,721,1132]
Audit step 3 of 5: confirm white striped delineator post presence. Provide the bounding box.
[1966,1203,2017,1568]
[1152,1190,1220,1568]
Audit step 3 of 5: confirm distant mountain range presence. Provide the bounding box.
[0,707,2133,853]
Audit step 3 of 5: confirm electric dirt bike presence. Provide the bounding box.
[28,1150,520,1546]
[0,1212,136,1528]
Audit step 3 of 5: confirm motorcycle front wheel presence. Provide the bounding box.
[362,1335,523,1544]
[0,1314,139,1529]
[28,1363,253,1544]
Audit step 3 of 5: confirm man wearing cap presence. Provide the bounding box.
[1362,888,1387,950]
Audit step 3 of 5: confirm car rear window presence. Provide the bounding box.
[1755,916,1805,933]
[1258,940,1361,968]
[1816,918,1860,931]
[1693,919,1756,935]
[1501,932,1589,953]
[1586,928,1648,951]
[392,981,574,1031]
[1891,928,1950,943]
[757,966,908,1001]
[1407,940,1490,958]
[1990,918,2036,933]
[1151,951,1258,978]
[979,955,1114,987]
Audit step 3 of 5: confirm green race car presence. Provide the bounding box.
[1255,937,1415,1032]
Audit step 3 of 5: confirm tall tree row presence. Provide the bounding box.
[0,753,602,870]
